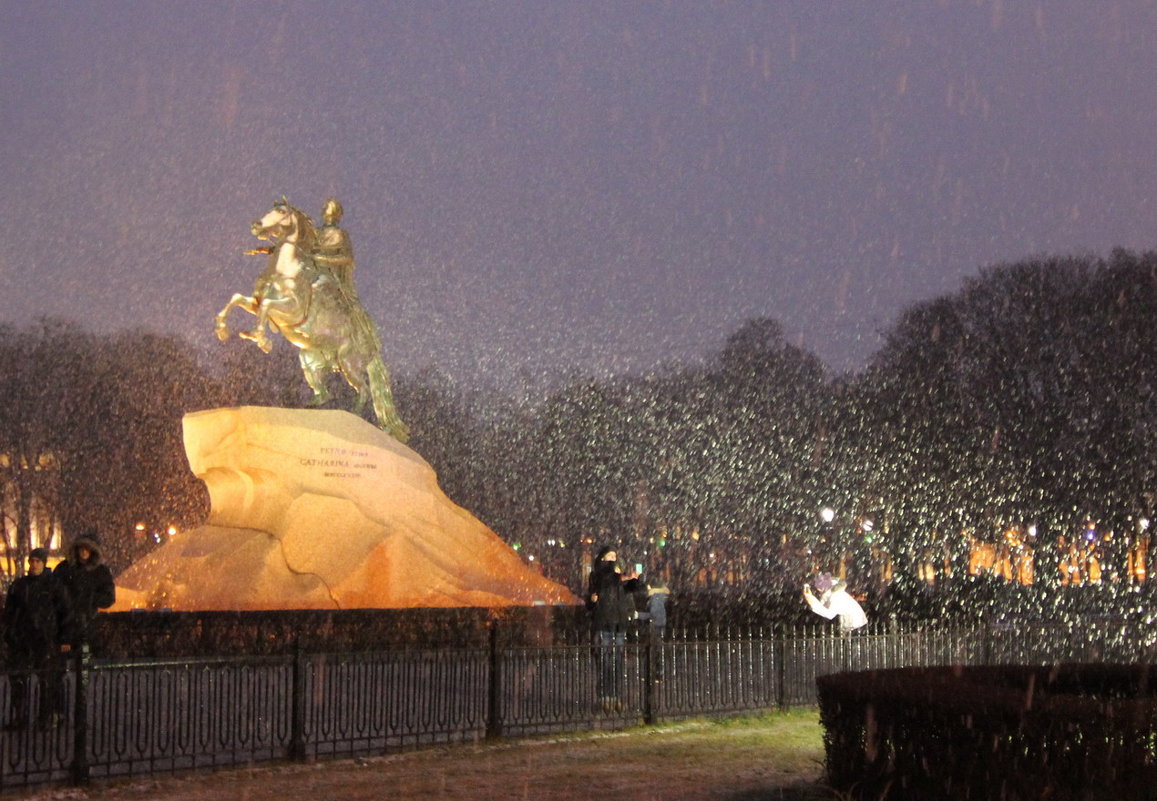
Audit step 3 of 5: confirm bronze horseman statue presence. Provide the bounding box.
[215,197,409,442]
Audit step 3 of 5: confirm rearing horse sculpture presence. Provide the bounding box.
[215,199,409,442]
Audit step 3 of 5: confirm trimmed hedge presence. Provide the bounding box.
[817,663,1157,800]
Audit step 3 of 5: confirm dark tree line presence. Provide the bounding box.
[0,320,328,580]
[0,321,214,578]
[430,248,1157,602]
[854,249,1157,593]
[2,249,1156,608]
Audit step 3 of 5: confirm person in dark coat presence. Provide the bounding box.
[3,548,73,729]
[53,531,115,649]
[586,546,641,711]
[644,580,670,638]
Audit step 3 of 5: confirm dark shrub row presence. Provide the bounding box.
[93,606,595,658]
[817,663,1157,800]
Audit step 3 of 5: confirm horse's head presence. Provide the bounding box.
[251,198,299,241]
[251,198,319,252]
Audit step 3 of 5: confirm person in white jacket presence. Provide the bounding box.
[803,573,868,633]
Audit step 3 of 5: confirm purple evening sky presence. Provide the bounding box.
[2,1,1156,392]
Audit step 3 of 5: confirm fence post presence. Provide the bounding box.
[290,639,307,762]
[775,625,787,711]
[70,644,90,786]
[642,628,656,725]
[486,618,502,739]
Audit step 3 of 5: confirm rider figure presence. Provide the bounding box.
[311,198,381,350]
[314,198,357,298]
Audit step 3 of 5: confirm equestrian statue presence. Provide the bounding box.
[215,198,409,443]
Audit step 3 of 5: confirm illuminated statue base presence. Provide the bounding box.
[113,406,578,610]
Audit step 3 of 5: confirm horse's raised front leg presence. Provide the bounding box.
[238,299,275,353]
[216,294,258,342]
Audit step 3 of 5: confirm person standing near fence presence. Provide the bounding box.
[53,531,115,650]
[586,546,640,712]
[639,578,670,681]
[642,580,669,634]
[643,580,670,639]
[3,548,73,730]
[803,573,867,634]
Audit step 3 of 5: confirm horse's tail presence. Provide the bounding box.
[368,356,409,443]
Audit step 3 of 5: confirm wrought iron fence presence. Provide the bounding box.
[1,618,1153,791]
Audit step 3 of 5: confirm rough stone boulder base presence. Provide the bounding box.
[114,406,578,610]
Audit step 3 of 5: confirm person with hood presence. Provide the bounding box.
[53,531,115,648]
[3,548,73,729]
[586,546,640,711]
[803,573,868,634]
[637,578,671,681]
[643,580,670,639]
